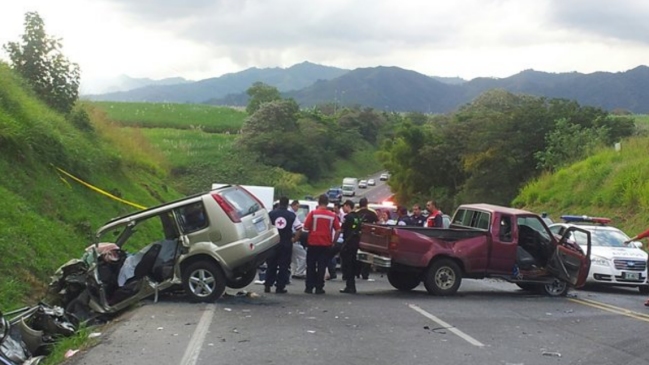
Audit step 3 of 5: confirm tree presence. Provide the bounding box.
[245,82,282,115]
[4,12,80,114]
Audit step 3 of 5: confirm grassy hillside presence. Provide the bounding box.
[0,64,181,310]
[513,137,649,235]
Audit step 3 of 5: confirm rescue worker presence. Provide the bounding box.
[410,204,426,226]
[303,194,341,294]
[265,197,301,294]
[425,200,444,228]
[289,200,307,279]
[353,197,379,281]
[396,206,412,226]
[339,200,361,293]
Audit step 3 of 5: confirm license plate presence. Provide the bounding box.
[254,220,266,233]
[625,272,640,280]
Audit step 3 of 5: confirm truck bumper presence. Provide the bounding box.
[357,250,392,268]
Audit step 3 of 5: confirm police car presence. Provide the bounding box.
[549,215,649,293]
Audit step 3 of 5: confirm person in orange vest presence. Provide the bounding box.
[425,200,444,228]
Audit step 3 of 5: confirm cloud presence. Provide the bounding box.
[547,0,649,45]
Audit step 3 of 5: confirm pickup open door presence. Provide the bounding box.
[547,226,592,286]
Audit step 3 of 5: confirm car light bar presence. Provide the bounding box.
[560,215,611,225]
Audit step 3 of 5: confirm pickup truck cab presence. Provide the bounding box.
[358,203,592,297]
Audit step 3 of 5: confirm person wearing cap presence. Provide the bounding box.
[396,206,413,226]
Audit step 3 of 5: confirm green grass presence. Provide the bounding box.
[91,101,247,133]
[513,136,649,236]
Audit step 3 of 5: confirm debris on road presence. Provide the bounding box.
[542,351,562,357]
[64,349,79,358]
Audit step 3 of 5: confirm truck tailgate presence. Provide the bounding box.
[359,224,392,256]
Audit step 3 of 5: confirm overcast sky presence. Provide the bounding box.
[2,0,649,93]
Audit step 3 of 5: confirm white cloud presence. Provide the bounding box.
[2,0,649,91]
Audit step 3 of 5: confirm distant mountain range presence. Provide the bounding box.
[85,61,348,103]
[80,75,191,95]
[87,62,649,113]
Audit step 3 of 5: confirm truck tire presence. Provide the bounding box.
[183,261,226,302]
[387,270,421,291]
[226,270,257,289]
[423,259,462,296]
[541,279,568,297]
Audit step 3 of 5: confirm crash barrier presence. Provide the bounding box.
[0,303,79,365]
[53,165,147,210]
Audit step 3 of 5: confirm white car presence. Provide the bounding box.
[368,179,376,186]
[358,180,368,189]
[379,173,389,181]
[549,216,649,293]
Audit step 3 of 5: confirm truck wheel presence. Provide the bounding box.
[183,261,226,302]
[541,279,568,297]
[424,259,462,296]
[387,270,421,291]
[226,270,257,289]
[639,285,649,294]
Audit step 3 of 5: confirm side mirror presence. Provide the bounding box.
[630,241,644,249]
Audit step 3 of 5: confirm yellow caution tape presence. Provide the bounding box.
[53,165,147,210]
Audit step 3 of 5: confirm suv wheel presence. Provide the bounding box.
[183,261,226,302]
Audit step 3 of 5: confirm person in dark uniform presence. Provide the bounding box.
[339,200,361,293]
[410,204,426,226]
[265,197,301,294]
[353,197,379,282]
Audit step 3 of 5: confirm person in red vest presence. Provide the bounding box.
[303,194,341,294]
[425,200,444,228]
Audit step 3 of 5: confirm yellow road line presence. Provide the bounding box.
[569,297,649,323]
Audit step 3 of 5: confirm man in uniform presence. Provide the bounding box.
[410,204,426,226]
[339,200,361,293]
[265,197,301,294]
[353,197,379,281]
[303,194,341,294]
[425,200,444,228]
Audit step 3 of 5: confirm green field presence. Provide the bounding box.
[91,101,247,133]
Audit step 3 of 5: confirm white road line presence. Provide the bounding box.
[180,304,217,365]
[408,304,485,347]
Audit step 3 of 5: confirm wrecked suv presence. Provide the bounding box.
[50,185,279,315]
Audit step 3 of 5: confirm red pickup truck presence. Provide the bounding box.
[358,203,592,296]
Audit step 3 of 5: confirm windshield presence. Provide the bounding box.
[342,186,354,191]
[572,228,630,247]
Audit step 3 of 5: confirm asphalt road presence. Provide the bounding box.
[70,277,649,365]
[348,171,392,204]
[68,179,649,365]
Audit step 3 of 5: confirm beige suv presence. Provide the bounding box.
[50,185,279,315]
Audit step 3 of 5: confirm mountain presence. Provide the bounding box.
[287,66,464,113]
[81,75,191,95]
[88,61,349,103]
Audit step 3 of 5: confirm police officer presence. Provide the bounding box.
[265,197,301,294]
[339,200,360,293]
[410,204,426,226]
[352,197,379,282]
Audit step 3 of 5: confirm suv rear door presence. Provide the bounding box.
[217,186,269,238]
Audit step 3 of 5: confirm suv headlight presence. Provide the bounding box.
[591,255,610,266]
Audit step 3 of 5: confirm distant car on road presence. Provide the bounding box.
[368,179,376,186]
[359,180,368,189]
[326,187,343,203]
[549,215,649,293]
[379,173,389,181]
